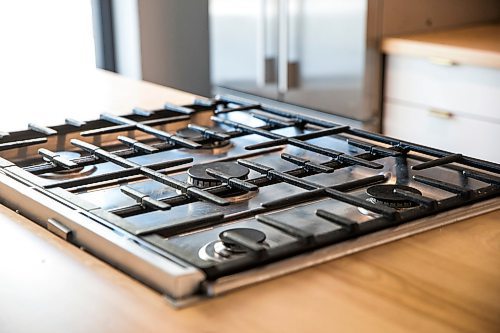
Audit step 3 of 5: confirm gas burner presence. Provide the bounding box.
[366,184,422,208]
[176,127,231,152]
[4,95,500,305]
[39,151,97,180]
[187,162,249,188]
[219,228,266,252]
[176,127,206,143]
[199,228,267,261]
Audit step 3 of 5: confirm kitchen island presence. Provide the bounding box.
[0,70,498,333]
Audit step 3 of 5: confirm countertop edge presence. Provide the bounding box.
[381,24,500,69]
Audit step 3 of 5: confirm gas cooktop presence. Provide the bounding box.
[0,95,499,306]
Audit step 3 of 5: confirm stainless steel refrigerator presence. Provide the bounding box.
[209,0,383,130]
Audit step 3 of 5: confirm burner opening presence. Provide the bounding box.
[366,184,422,208]
[187,162,249,188]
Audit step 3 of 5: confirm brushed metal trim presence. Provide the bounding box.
[0,171,205,300]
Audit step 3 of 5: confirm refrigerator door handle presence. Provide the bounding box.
[257,0,278,87]
[256,0,267,87]
[278,0,289,94]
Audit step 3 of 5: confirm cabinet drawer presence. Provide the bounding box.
[383,101,500,163]
[385,55,500,121]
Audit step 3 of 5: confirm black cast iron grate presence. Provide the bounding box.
[1,95,499,278]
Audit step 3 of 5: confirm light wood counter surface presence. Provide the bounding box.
[382,23,500,69]
[0,70,499,333]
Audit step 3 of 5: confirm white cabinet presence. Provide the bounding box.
[383,55,500,163]
[384,101,500,162]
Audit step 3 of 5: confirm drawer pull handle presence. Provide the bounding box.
[428,108,454,119]
[47,218,72,240]
[428,57,458,66]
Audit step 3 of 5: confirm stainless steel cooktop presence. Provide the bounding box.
[1,95,499,307]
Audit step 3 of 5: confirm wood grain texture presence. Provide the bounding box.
[0,205,498,333]
[0,70,499,332]
[0,69,197,132]
[382,24,500,69]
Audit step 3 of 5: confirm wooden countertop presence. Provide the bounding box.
[1,70,499,332]
[0,69,196,133]
[382,23,500,69]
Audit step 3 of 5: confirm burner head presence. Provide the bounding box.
[219,228,266,253]
[187,162,250,188]
[199,227,267,261]
[176,127,230,149]
[366,184,422,208]
[39,151,96,179]
[176,127,205,142]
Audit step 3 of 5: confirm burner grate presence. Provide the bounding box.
[215,95,500,174]
[2,95,499,234]
[70,139,229,205]
[1,94,500,302]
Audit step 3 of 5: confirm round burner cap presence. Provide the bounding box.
[187,161,249,188]
[366,184,422,208]
[176,127,231,150]
[39,151,97,179]
[219,228,267,248]
[176,127,205,142]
